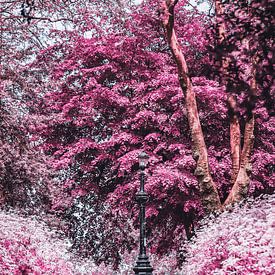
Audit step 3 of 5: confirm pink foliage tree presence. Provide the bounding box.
[26,0,273,265]
[29,2,220,259]
[0,0,273,270]
[159,0,274,211]
[0,75,50,210]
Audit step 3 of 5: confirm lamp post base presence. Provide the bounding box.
[133,254,153,275]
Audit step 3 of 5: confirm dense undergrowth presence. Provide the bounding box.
[0,194,274,274]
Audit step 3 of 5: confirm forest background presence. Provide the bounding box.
[0,0,274,273]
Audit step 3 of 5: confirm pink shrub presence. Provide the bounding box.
[183,194,275,274]
[1,196,274,274]
[0,211,179,274]
[0,211,121,274]
[0,211,76,274]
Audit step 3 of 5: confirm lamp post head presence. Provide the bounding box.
[138,152,149,170]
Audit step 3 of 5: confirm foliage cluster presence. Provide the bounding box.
[0,195,274,274]
[0,0,274,271]
[183,194,275,274]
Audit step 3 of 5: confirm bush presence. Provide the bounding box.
[0,211,76,274]
[1,194,274,274]
[182,194,275,274]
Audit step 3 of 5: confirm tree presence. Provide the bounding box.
[0,0,131,211]
[160,0,221,212]
[29,0,274,264]
[0,0,273,269]
[212,0,274,206]
[159,0,274,212]
[0,73,50,210]
[30,1,222,260]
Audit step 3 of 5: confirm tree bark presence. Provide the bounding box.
[228,96,241,184]
[214,0,227,80]
[215,0,242,186]
[224,114,254,205]
[160,0,221,212]
[224,53,257,206]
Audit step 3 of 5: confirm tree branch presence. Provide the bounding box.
[227,95,241,184]
[214,0,242,191]
[224,49,257,206]
[160,0,222,213]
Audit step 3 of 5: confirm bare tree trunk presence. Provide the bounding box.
[215,0,256,205]
[228,96,241,184]
[224,114,254,205]
[224,53,257,205]
[160,0,221,212]
[214,0,227,78]
[215,0,242,186]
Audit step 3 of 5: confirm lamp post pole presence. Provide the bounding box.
[133,152,153,275]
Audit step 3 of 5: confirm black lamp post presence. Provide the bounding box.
[133,152,153,275]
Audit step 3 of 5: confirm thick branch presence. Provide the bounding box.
[215,0,225,45]
[214,0,228,83]
[160,0,221,212]
[215,0,242,189]
[224,114,254,206]
[227,95,241,184]
[224,52,257,206]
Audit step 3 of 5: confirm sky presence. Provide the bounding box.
[134,0,210,12]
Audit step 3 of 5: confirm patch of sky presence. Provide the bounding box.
[134,0,210,13]
[189,0,210,12]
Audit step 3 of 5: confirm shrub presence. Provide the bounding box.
[182,194,275,274]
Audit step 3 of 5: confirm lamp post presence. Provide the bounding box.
[133,152,153,275]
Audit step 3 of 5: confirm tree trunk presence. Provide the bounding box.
[215,0,242,186]
[224,51,257,206]
[214,0,227,80]
[228,96,241,184]
[159,0,221,213]
[214,0,256,206]
[224,114,254,205]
